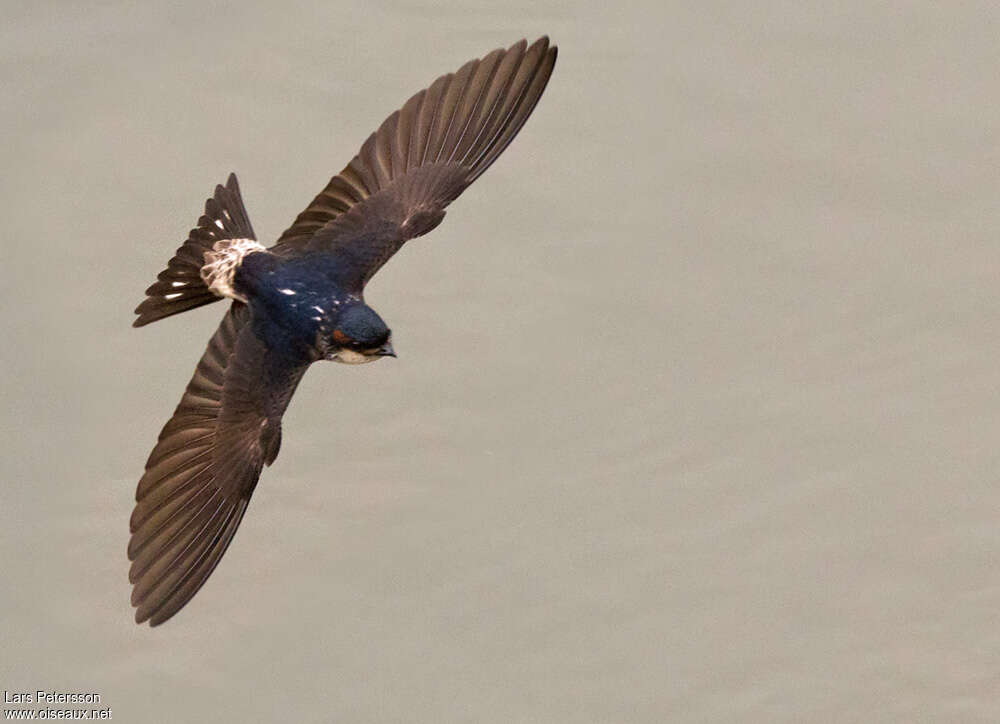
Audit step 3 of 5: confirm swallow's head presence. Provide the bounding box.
[325,303,395,364]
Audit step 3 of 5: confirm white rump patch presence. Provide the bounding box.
[200,238,267,302]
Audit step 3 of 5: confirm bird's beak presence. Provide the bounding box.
[376,341,396,358]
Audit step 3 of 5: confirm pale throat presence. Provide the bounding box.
[330,348,379,365]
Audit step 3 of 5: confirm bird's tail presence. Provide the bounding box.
[133,173,256,327]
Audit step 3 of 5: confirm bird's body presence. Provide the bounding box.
[236,252,355,353]
[128,37,557,625]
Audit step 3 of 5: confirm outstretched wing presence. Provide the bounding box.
[270,36,557,289]
[128,304,310,625]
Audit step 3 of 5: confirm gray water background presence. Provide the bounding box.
[3,2,999,721]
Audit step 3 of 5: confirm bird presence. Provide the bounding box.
[127,37,557,626]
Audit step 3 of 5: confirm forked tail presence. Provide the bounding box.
[133,173,256,327]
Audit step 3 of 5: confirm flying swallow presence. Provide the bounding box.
[128,37,557,625]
